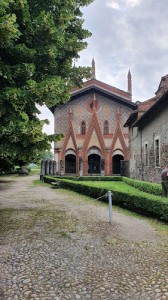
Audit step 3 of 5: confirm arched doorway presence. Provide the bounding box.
[88,154,101,174]
[112,154,124,174]
[65,154,76,174]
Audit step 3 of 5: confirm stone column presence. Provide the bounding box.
[40,160,45,180]
[79,157,83,176]
[53,161,57,175]
[101,157,105,176]
[49,161,53,175]
[60,160,64,176]
[45,160,49,175]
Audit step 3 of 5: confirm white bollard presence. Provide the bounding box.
[108,191,112,224]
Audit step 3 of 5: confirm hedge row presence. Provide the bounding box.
[44,176,168,223]
[50,175,162,197]
[52,175,122,181]
[122,177,162,196]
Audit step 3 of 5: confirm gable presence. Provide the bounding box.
[66,136,76,151]
[87,129,102,150]
[49,81,137,113]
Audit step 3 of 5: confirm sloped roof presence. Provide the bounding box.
[71,78,132,101]
[124,96,158,127]
[155,74,168,96]
[49,78,137,113]
[134,91,168,128]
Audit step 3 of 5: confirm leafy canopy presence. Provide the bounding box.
[0,0,93,171]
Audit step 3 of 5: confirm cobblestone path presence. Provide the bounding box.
[0,175,168,300]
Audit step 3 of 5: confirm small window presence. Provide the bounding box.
[104,120,109,134]
[81,121,86,135]
[154,138,160,167]
[144,143,148,166]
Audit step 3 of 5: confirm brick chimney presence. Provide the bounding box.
[128,69,132,99]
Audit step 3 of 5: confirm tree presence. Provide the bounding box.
[0,0,93,172]
[40,150,53,161]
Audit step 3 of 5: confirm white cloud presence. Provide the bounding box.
[106,0,120,10]
[106,0,141,10]
[126,0,141,7]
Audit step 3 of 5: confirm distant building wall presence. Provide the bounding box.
[129,104,168,183]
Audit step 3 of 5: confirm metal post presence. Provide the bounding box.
[91,159,93,176]
[108,191,112,224]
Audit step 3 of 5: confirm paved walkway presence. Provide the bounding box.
[0,175,168,300]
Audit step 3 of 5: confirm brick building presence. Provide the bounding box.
[124,75,168,183]
[50,60,137,175]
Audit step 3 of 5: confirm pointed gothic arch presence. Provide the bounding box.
[87,147,102,175]
[81,121,86,135]
[112,149,124,174]
[65,149,76,174]
[104,120,109,134]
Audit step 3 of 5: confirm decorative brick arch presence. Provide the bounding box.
[65,148,77,174]
[61,114,79,173]
[87,146,102,157]
[110,113,128,174]
[82,108,106,175]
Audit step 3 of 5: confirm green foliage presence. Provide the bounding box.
[44,176,168,223]
[40,150,53,161]
[122,177,162,196]
[0,0,93,171]
[52,175,122,181]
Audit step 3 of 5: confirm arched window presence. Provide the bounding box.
[104,120,109,134]
[81,121,86,135]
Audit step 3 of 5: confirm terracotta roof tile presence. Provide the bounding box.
[71,78,132,101]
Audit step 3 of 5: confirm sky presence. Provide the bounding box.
[39,0,168,136]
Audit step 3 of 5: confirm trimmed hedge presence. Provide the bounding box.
[44,176,168,223]
[122,177,162,196]
[51,176,122,181]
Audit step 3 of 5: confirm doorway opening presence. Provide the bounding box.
[88,154,101,174]
[112,154,124,174]
[65,154,76,174]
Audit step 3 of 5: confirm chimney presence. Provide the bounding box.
[91,58,96,79]
[128,69,132,99]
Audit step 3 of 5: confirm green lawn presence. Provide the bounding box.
[75,180,163,200]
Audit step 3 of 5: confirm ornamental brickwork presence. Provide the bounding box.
[52,68,137,176]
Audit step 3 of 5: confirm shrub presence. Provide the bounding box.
[122,177,162,196]
[51,176,122,181]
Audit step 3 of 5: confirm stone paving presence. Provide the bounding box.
[0,175,168,300]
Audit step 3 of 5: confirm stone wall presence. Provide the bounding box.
[129,104,168,183]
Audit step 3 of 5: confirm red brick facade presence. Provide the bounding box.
[53,74,137,175]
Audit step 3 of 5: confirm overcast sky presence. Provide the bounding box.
[40,0,168,135]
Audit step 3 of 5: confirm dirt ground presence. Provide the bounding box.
[0,174,168,300]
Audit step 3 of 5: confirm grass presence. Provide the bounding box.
[76,180,163,199]
[32,179,49,186]
[0,208,77,238]
[29,169,40,175]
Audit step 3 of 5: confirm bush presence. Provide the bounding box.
[122,177,162,196]
[51,175,122,181]
[18,166,29,175]
[44,176,168,223]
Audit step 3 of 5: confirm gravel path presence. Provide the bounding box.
[0,175,168,300]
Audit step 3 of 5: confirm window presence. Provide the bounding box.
[81,121,86,135]
[154,137,160,167]
[144,143,148,166]
[104,120,109,134]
